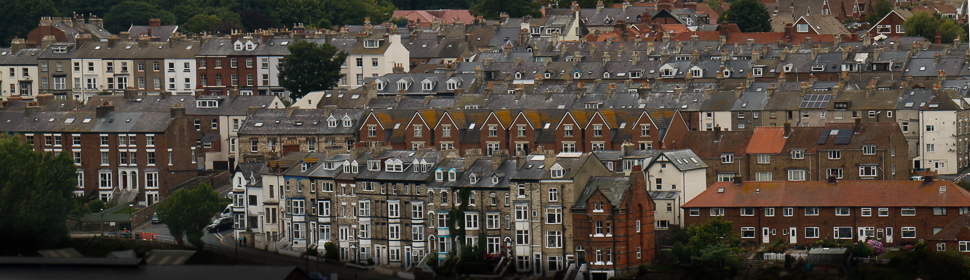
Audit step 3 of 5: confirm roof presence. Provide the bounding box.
[128,25,179,41]
[927,212,970,241]
[573,176,630,209]
[649,149,708,171]
[747,127,787,154]
[392,10,475,27]
[682,180,970,208]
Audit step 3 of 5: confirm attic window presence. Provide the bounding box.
[343,116,353,127]
[254,122,264,127]
[919,66,926,71]
[82,118,92,123]
[364,40,380,48]
[197,100,218,108]
[376,81,385,91]
[573,72,581,79]
[544,72,551,79]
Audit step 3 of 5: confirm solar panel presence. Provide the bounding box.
[799,94,833,109]
[818,129,831,144]
[834,129,853,145]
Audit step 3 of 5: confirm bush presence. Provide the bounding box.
[866,239,885,255]
[323,242,339,260]
[854,241,875,258]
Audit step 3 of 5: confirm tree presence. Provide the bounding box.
[324,0,396,27]
[103,1,177,33]
[904,12,967,43]
[0,0,58,47]
[278,41,348,100]
[865,0,893,24]
[0,134,77,255]
[182,14,221,34]
[157,182,221,248]
[718,0,772,32]
[471,0,542,19]
[239,10,278,31]
[670,217,741,278]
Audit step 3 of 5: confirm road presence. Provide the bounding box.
[139,222,389,280]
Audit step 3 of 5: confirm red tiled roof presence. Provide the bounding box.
[660,24,690,36]
[671,31,721,42]
[682,180,970,208]
[676,130,753,157]
[392,10,475,27]
[746,127,786,154]
[927,212,970,241]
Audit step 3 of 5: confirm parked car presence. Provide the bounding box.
[151,212,160,224]
[220,204,233,218]
[206,217,233,233]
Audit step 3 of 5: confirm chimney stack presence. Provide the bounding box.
[170,102,186,118]
[96,101,114,118]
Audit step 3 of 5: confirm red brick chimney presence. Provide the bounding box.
[149,18,161,27]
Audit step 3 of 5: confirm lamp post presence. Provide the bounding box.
[128,203,134,238]
[100,206,104,237]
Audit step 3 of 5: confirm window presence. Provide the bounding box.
[805,227,819,238]
[791,149,804,159]
[788,170,806,181]
[741,227,755,238]
[720,153,734,163]
[828,150,841,159]
[485,214,500,229]
[836,207,850,216]
[741,208,755,216]
[926,144,935,153]
[960,241,970,252]
[834,227,853,239]
[805,207,819,216]
[412,225,424,241]
[546,231,563,248]
[859,166,878,177]
[465,213,478,229]
[827,168,843,179]
[863,145,876,155]
[689,208,699,216]
[756,172,772,181]
[926,125,935,132]
[796,24,809,32]
[515,205,528,220]
[358,223,370,238]
[934,207,947,216]
[548,187,559,202]
[388,202,400,218]
[783,207,794,217]
[861,208,872,216]
[564,124,573,137]
[546,208,562,224]
[901,227,916,238]
[101,152,109,165]
[516,230,529,245]
[878,208,889,216]
[756,154,770,164]
[358,201,370,216]
[389,224,401,240]
[901,207,916,216]
[710,208,724,216]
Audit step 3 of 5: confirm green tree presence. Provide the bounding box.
[671,217,741,278]
[103,1,177,33]
[157,182,221,248]
[239,9,278,31]
[182,14,222,34]
[278,40,348,100]
[865,0,892,24]
[0,134,77,255]
[471,0,542,19]
[904,12,967,43]
[325,0,396,27]
[0,0,58,47]
[718,0,772,32]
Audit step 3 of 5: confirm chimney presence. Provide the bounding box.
[596,0,605,12]
[621,141,635,156]
[24,103,40,117]
[149,18,161,28]
[35,94,55,106]
[75,34,91,48]
[96,101,114,118]
[137,35,150,48]
[827,175,837,184]
[732,175,742,185]
[41,35,56,50]
[248,106,261,116]
[491,149,510,169]
[751,49,760,62]
[934,32,941,44]
[392,63,404,74]
[767,83,777,97]
[170,102,186,118]
[800,82,810,96]
[119,31,130,41]
[543,150,557,171]
[229,87,240,99]
[853,118,862,134]
[10,38,26,53]
[713,125,722,141]
[783,122,791,138]
[90,16,103,28]
[123,88,138,99]
[107,35,120,48]
[934,52,942,63]
[924,176,934,185]
[784,23,794,38]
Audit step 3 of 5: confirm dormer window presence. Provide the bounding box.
[661,68,674,77]
[412,159,421,173]
[691,69,702,77]
[422,80,434,91]
[368,160,380,171]
[351,160,359,173]
[197,100,218,108]
[492,175,500,184]
[301,162,311,172]
[323,162,336,170]
[386,158,403,172]
[603,72,610,78]
[364,40,380,48]
[573,71,581,79]
[397,80,410,91]
[630,71,642,78]
[722,69,731,78]
[551,163,564,178]
[234,42,243,50]
[470,174,478,184]
[245,41,255,50]
[448,169,457,181]
[328,115,337,127]
[342,115,352,127]
[446,78,461,90]
[544,72,551,79]
[435,168,443,181]
[376,81,386,90]
[514,72,522,79]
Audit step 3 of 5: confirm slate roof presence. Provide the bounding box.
[683,180,970,208]
[237,108,363,135]
[573,176,630,209]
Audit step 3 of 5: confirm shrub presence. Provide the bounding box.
[323,242,339,260]
[866,239,885,255]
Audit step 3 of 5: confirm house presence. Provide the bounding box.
[26,16,111,46]
[866,9,913,38]
[127,18,179,42]
[927,212,970,255]
[914,94,969,174]
[571,166,656,279]
[391,10,475,28]
[0,46,40,100]
[236,108,363,162]
[343,26,410,89]
[682,179,970,245]
[232,162,265,244]
[642,149,708,228]
[35,41,79,100]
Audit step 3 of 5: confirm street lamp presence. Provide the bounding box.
[128,203,134,238]
[100,206,105,237]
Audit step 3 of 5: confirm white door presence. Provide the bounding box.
[886,227,894,243]
[762,228,770,243]
[858,228,867,242]
[789,227,797,244]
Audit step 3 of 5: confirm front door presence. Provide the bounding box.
[858,228,867,242]
[375,245,382,265]
[886,227,894,243]
[789,227,797,244]
[762,227,770,243]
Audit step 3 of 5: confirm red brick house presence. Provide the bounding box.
[682,180,970,246]
[584,111,615,152]
[432,110,462,153]
[571,166,656,279]
[509,111,538,156]
[927,213,970,255]
[866,9,912,38]
[556,111,584,153]
[480,111,509,156]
